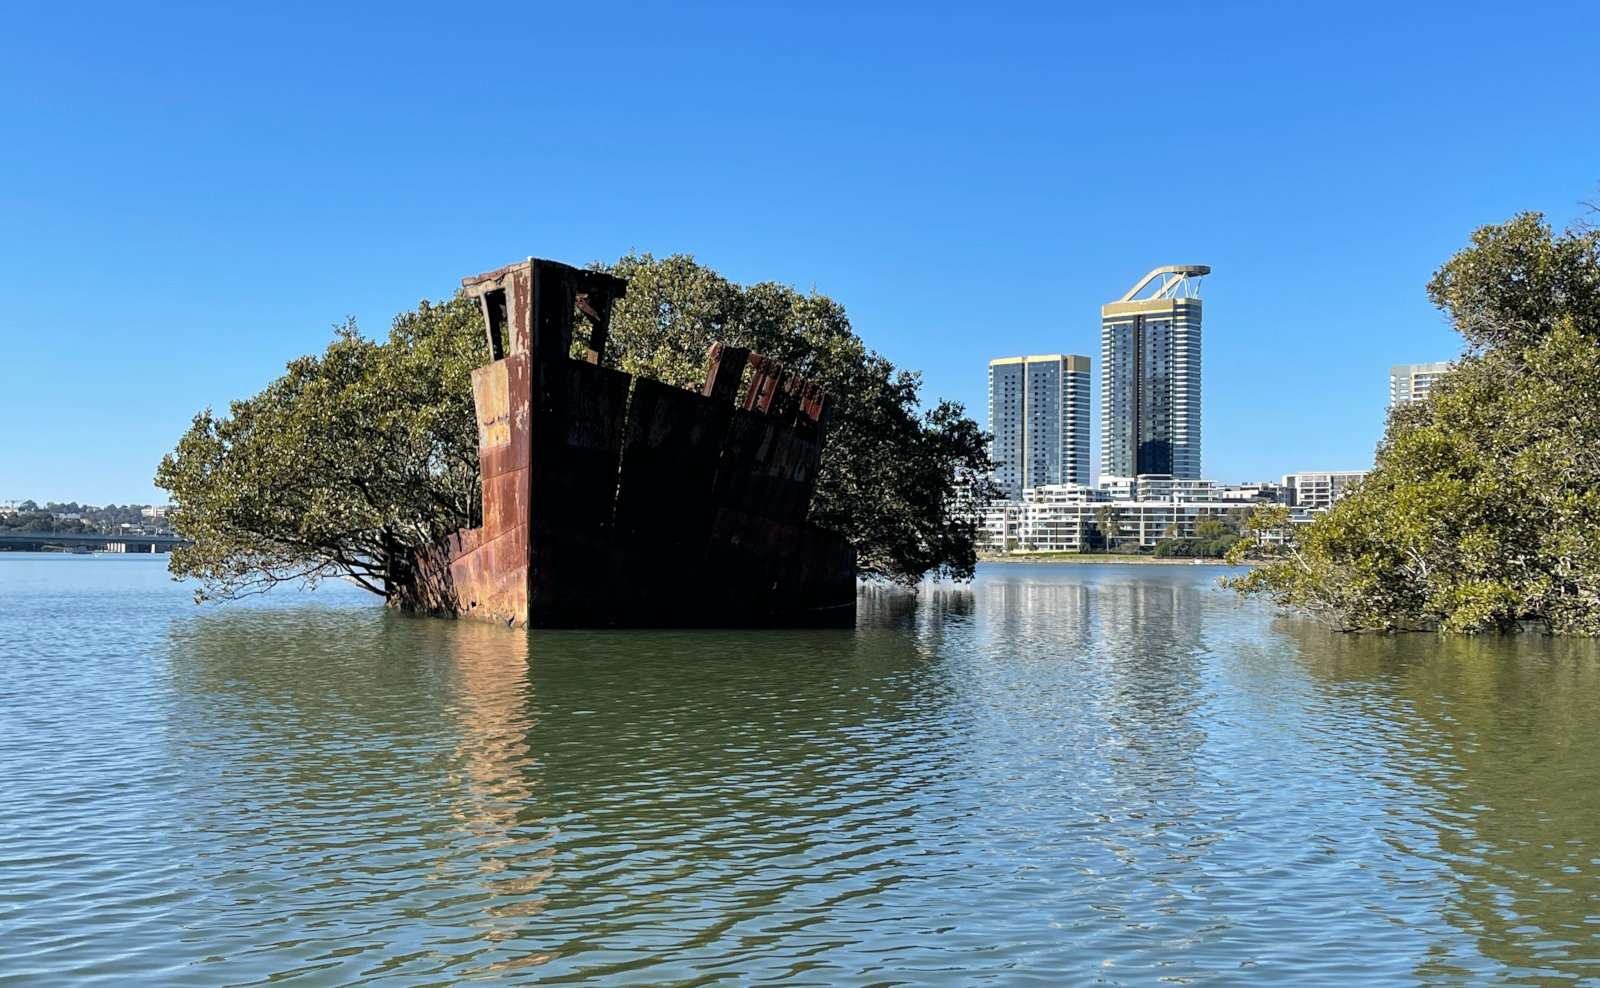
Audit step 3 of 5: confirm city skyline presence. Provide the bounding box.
[3,4,1592,503]
[980,265,1467,490]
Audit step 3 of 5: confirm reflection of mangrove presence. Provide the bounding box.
[163,609,546,971]
[857,583,974,630]
[162,603,963,975]
[1288,625,1600,980]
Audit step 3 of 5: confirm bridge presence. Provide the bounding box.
[0,531,189,553]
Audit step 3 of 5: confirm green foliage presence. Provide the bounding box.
[1154,515,1241,558]
[1426,211,1600,352]
[1228,212,1600,634]
[1093,504,1122,552]
[157,255,995,600]
[0,502,166,534]
[0,510,85,534]
[596,253,997,584]
[155,298,484,601]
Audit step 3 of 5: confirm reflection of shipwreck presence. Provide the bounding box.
[406,258,857,628]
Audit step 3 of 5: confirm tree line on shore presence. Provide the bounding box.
[1,501,166,534]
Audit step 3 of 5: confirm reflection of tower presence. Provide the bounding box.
[1087,573,1209,774]
[975,572,1091,650]
[1102,266,1207,479]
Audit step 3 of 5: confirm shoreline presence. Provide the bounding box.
[979,553,1245,566]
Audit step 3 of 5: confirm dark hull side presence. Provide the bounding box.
[401,258,857,629]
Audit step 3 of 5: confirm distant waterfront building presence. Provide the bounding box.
[1389,361,1452,407]
[988,354,1092,498]
[1215,480,1291,504]
[977,499,1026,553]
[1102,265,1207,480]
[1282,471,1367,512]
[978,475,1287,554]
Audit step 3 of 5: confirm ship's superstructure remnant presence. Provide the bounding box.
[405,257,857,627]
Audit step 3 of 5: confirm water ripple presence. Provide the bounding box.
[3,556,1600,984]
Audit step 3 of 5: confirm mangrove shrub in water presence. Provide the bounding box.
[1227,212,1600,634]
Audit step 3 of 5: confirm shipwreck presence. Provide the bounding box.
[404,257,857,628]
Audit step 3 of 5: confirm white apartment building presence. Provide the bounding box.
[1389,361,1452,407]
[979,476,1273,554]
[978,499,1026,553]
[1282,471,1367,512]
[1215,480,1291,503]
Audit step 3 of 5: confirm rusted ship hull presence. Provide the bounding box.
[404,258,857,628]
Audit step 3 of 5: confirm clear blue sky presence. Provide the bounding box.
[3,2,1596,504]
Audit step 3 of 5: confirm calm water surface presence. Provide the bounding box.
[3,554,1600,985]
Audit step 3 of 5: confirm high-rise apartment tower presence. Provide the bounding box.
[1101,265,1207,480]
[988,354,1092,499]
[1389,361,1452,407]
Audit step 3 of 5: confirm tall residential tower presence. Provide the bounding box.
[988,354,1092,499]
[1389,361,1452,407]
[1101,265,1207,480]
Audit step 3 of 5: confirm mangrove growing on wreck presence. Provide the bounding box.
[155,254,996,601]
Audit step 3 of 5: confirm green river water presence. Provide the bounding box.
[3,553,1598,985]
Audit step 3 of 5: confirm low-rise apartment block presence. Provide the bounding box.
[979,476,1281,554]
[976,467,1364,555]
[1282,471,1367,512]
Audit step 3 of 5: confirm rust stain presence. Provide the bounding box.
[473,362,512,449]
